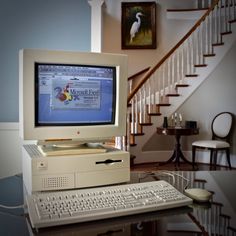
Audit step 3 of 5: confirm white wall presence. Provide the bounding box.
[102,0,197,76]
[0,124,21,177]
[0,0,90,122]
[0,0,90,177]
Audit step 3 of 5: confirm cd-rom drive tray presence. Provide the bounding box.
[22,145,130,193]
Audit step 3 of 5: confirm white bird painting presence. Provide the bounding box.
[129,12,143,43]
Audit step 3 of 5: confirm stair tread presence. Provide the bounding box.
[195,64,207,67]
[204,53,216,57]
[185,74,198,77]
[148,113,162,116]
[132,132,144,136]
[140,122,153,126]
[157,103,171,106]
[129,143,137,147]
[166,94,180,97]
[212,42,224,46]
[176,84,189,87]
[221,31,232,35]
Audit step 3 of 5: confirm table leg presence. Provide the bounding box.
[161,134,192,167]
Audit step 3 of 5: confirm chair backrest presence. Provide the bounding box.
[211,112,234,141]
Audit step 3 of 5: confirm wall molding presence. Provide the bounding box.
[0,122,19,130]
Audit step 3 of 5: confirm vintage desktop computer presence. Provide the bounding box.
[19,49,130,194]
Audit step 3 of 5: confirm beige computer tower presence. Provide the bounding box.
[22,145,130,194]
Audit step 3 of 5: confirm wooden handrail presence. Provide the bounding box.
[127,0,219,104]
[128,67,150,81]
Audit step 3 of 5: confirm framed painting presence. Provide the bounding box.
[121,2,157,49]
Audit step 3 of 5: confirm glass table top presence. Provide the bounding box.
[0,171,235,235]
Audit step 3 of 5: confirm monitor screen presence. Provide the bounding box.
[19,49,128,143]
[35,63,116,126]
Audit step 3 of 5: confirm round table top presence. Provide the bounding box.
[156,126,199,136]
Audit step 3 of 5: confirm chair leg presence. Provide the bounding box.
[192,146,196,170]
[226,148,232,170]
[213,150,218,170]
[210,149,214,170]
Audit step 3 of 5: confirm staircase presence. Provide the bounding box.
[117,0,236,163]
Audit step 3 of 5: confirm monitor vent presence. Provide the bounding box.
[42,176,71,190]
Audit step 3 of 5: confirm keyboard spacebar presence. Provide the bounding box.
[70,206,115,216]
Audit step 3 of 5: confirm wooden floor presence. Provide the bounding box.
[131,162,234,171]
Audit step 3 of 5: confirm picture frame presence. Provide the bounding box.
[121,2,157,49]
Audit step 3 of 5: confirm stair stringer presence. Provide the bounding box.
[130,23,236,164]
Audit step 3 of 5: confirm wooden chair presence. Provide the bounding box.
[192,112,234,170]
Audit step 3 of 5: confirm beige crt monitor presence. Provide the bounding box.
[19,49,128,143]
[19,49,130,193]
